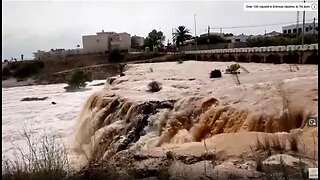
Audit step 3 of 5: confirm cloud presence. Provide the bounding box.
[2,1,318,60]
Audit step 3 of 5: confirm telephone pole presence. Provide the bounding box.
[208,25,210,49]
[194,14,198,60]
[313,17,316,35]
[296,11,300,37]
[302,0,305,46]
[301,0,305,64]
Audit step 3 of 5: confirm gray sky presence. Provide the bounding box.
[2,0,318,60]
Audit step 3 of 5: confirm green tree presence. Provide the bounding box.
[67,70,92,89]
[197,34,226,45]
[246,34,318,47]
[173,26,192,46]
[144,30,165,51]
[131,38,140,49]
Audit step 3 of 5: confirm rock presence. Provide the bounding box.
[21,97,48,101]
[91,82,105,86]
[210,69,222,78]
[106,77,116,85]
[263,154,300,166]
[51,101,56,105]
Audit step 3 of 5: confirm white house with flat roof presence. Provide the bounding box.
[82,30,131,54]
[282,22,318,35]
[131,35,145,47]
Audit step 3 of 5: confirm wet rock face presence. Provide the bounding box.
[74,89,312,165]
[106,77,116,85]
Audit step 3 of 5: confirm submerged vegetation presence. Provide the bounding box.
[65,70,92,91]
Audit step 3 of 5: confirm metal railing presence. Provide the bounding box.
[183,44,318,54]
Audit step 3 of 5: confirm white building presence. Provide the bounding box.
[82,30,131,54]
[225,34,250,43]
[33,48,83,60]
[131,35,145,47]
[33,50,46,60]
[264,31,282,37]
[282,22,318,35]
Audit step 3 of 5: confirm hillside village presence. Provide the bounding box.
[28,21,318,61]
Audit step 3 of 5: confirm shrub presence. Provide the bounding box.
[226,63,241,74]
[147,81,162,92]
[2,130,69,180]
[255,155,264,172]
[12,61,45,79]
[109,49,124,62]
[2,67,11,77]
[165,151,175,160]
[34,60,45,69]
[270,135,286,152]
[13,63,39,79]
[210,69,222,78]
[177,59,184,64]
[288,134,299,152]
[67,70,92,89]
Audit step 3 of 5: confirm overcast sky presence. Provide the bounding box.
[2,0,318,60]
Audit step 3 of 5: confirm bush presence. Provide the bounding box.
[67,70,92,89]
[210,69,222,78]
[2,67,11,77]
[2,130,69,180]
[147,81,162,92]
[165,151,176,160]
[226,63,241,74]
[13,64,39,79]
[34,60,45,69]
[12,61,45,79]
[177,59,184,64]
[109,49,124,62]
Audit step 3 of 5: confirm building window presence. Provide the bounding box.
[306,27,309,32]
[310,27,313,30]
[235,39,240,42]
[283,30,287,34]
[298,28,302,33]
[293,28,297,33]
[316,27,318,31]
[288,29,292,33]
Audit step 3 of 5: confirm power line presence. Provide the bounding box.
[202,18,317,32]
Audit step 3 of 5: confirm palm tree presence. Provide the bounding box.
[173,26,192,47]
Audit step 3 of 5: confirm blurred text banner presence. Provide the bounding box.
[244,2,318,11]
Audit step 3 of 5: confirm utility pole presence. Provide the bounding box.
[208,25,210,49]
[194,14,198,60]
[220,28,222,34]
[302,0,305,46]
[313,17,316,35]
[301,0,306,64]
[296,11,300,37]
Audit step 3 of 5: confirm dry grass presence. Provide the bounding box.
[2,129,69,180]
[270,135,286,152]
